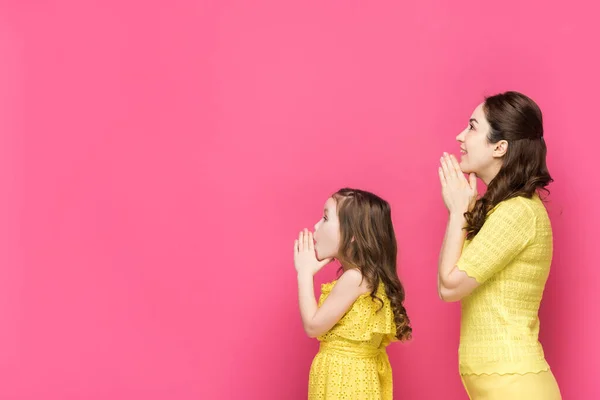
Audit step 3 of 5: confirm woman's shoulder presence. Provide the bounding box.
[491,194,543,217]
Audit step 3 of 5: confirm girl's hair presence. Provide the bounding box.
[333,188,411,341]
[465,91,553,239]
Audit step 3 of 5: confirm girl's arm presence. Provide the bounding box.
[297,268,366,337]
[294,229,367,338]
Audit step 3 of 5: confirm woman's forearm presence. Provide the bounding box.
[438,213,467,290]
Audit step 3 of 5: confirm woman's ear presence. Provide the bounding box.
[493,140,508,158]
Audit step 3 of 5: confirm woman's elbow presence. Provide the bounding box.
[439,286,463,303]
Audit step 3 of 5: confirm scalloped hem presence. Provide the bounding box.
[459,361,550,376]
[455,260,484,284]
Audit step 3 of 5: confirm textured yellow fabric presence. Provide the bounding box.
[461,370,562,400]
[308,280,397,400]
[457,195,553,375]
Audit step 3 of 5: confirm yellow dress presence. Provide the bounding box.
[308,280,397,400]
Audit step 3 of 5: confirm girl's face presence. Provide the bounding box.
[313,197,341,261]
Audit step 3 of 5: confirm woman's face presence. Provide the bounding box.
[456,103,506,183]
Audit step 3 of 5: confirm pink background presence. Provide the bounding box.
[1,1,598,399]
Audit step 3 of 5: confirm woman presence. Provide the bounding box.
[437,91,561,399]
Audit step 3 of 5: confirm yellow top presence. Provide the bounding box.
[457,195,553,375]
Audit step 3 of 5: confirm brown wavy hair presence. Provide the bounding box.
[465,91,553,239]
[332,188,412,341]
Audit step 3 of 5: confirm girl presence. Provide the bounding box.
[437,91,561,399]
[294,188,411,400]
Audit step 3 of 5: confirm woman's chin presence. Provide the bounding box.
[459,161,472,174]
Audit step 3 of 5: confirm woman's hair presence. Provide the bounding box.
[465,91,553,239]
[332,188,411,341]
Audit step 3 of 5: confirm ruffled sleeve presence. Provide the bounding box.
[318,280,397,343]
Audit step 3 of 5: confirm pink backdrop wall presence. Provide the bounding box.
[1,1,598,399]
